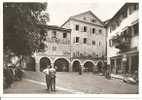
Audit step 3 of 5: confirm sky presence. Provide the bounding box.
[46,0,138,26]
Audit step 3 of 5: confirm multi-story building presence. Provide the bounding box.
[31,11,107,72]
[61,11,107,72]
[34,25,72,72]
[106,3,139,76]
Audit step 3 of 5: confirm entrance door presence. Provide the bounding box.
[72,61,80,72]
[40,57,51,72]
[84,62,94,72]
[54,58,69,72]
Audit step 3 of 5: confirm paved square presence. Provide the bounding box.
[4,71,138,94]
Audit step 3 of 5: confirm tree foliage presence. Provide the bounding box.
[3,2,49,56]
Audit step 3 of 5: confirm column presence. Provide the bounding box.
[51,62,54,68]
[80,64,84,74]
[68,62,72,72]
[131,25,134,37]
[114,58,117,74]
[35,62,40,72]
[35,57,40,72]
[128,55,132,74]
[122,54,127,74]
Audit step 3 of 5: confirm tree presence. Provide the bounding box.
[3,2,49,56]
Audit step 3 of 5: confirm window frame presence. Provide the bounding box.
[75,37,79,43]
[75,24,79,31]
[63,32,67,38]
[83,26,87,32]
[83,38,87,44]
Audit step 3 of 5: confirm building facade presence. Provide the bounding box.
[61,11,107,72]
[106,3,139,75]
[34,25,72,72]
[32,11,107,72]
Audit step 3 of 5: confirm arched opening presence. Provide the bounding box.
[84,61,94,72]
[40,57,51,72]
[27,57,36,71]
[54,58,69,72]
[97,61,103,72]
[72,60,80,72]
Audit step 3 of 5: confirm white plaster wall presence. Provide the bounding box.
[36,29,71,58]
[107,10,138,64]
[73,12,103,26]
[131,36,138,48]
[62,20,71,29]
[69,20,106,57]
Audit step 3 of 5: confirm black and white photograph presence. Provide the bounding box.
[3,0,139,95]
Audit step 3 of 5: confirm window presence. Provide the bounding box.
[83,38,87,44]
[75,25,79,31]
[110,26,112,33]
[134,4,138,10]
[116,20,120,27]
[83,26,87,32]
[63,32,67,38]
[75,37,79,43]
[52,31,56,38]
[92,28,95,34]
[92,19,96,23]
[133,23,139,35]
[92,41,95,45]
[99,29,102,33]
[122,11,127,18]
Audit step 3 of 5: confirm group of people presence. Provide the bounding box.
[3,63,24,89]
[43,65,56,91]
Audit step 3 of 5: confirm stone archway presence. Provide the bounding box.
[54,58,69,72]
[97,61,103,73]
[72,60,81,72]
[40,57,51,72]
[27,57,36,71]
[84,61,94,72]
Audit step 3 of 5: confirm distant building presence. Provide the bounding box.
[106,3,139,75]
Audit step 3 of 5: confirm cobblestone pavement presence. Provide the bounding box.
[4,71,138,94]
[4,79,75,94]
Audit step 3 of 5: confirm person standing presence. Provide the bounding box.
[43,65,50,90]
[78,64,82,75]
[49,66,56,91]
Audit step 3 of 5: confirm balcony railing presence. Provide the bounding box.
[112,33,131,52]
[72,53,99,60]
[45,37,70,44]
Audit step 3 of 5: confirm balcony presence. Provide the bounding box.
[112,33,131,52]
[72,53,103,60]
[45,37,70,44]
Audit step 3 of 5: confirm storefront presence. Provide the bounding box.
[110,49,138,75]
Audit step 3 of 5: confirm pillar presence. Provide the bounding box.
[128,55,132,74]
[122,54,127,74]
[68,62,72,72]
[51,62,54,68]
[35,57,40,72]
[114,58,117,74]
[35,62,40,72]
[81,64,84,73]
